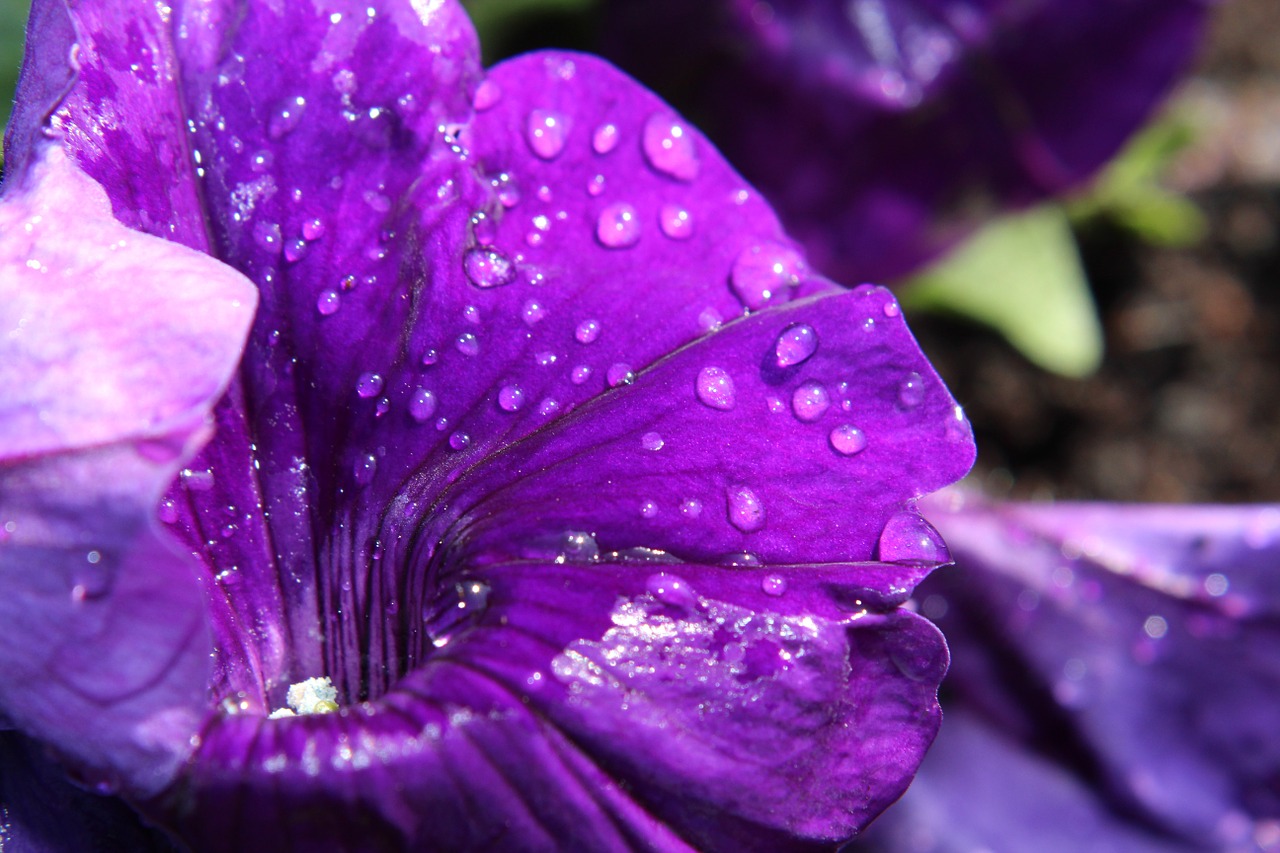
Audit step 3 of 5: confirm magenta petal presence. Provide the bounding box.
[0,148,255,796]
[901,491,1280,850]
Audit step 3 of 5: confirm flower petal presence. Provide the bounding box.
[0,147,255,796]
[893,491,1280,850]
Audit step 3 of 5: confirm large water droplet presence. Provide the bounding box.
[791,381,830,422]
[356,372,383,398]
[877,510,947,564]
[829,424,867,455]
[463,247,516,289]
[641,431,665,451]
[316,289,341,316]
[642,112,700,181]
[731,243,806,309]
[596,202,641,248]
[354,453,377,485]
[726,486,765,533]
[526,109,568,159]
[498,384,526,412]
[658,204,693,240]
[696,366,736,410]
[409,388,437,422]
[557,531,600,563]
[774,323,818,367]
[575,319,601,344]
[898,372,925,408]
[592,122,619,154]
[646,573,697,610]
[456,333,479,357]
[268,96,306,139]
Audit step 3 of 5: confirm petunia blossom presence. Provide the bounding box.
[852,490,1280,852]
[599,0,1214,281]
[0,0,975,849]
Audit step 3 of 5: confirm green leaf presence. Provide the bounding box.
[900,205,1104,378]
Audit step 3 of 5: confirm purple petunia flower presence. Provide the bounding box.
[600,0,1215,281]
[0,0,975,848]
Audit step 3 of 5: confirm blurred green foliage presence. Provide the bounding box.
[1,0,30,133]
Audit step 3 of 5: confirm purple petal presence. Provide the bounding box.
[602,0,1213,280]
[878,491,1280,851]
[0,147,255,796]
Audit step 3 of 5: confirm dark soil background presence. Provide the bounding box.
[918,0,1280,504]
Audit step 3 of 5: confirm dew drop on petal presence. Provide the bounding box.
[592,122,619,154]
[791,381,830,422]
[877,510,947,564]
[535,351,558,367]
[731,243,806,309]
[252,220,282,252]
[883,300,901,318]
[726,485,765,533]
[353,453,377,485]
[538,398,561,416]
[774,323,818,367]
[356,372,384,398]
[587,174,606,197]
[680,498,702,518]
[409,388,437,422]
[862,317,876,333]
[606,363,635,387]
[472,78,502,111]
[571,365,592,385]
[268,95,306,139]
[498,384,526,412]
[374,397,391,417]
[316,289,341,316]
[646,573,697,609]
[641,431,664,451]
[899,372,925,409]
[829,424,867,455]
[449,431,471,450]
[526,109,568,159]
[421,348,439,367]
[596,202,641,248]
[659,204,693,240]
[157,498,178,524]
[456,333,479,357]
[575,319,601,344]
[642,112,700,181]
[762,575,787,596]
[559,531,600,563]
[523,299,547,326]
[283,238,308,263]
[695,366,736,410]
[698,307,724,333]
[463,246,516,289]
[640,500,659,519]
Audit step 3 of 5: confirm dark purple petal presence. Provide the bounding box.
[0,147,255,795]
[0,731,180,852]
[875,491,1280,851]
[602,0,1213,280]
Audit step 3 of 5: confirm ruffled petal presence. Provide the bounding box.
[0,147,255,795]
[873,491,1280,851]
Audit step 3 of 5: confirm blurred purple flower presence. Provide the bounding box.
[601,0,1215,281]
[852,490,1280,852]
[0,0,975,849]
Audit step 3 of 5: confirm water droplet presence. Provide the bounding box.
[680,498,703,518]
[877,510,947,564]
[463,246,516,289]
[268,96,306,139]
[526,109,568,159]
[696,366,736,410]
[356,372,383,398]
[575,319,601,344]
[558,531,599,563]
[456,333,479,357]
[470,211,498,245]
[283,238,308,263]
[316,289,341,316]
[829,424,867,455]
[538,398,561,416]
[250,149,274,173]
[726,485,765,533]
[571,365,592,385]
[535,351,558,367]
[449,431,471,450]
[157,498,179,524]
[766,395,786,414]
[354,453,377,485]
[607,363,635,387]
[596,202,641,249]
[791,381,830,422]
[646,573,697,609]
[659,204,693,240]
[642,112,699,181]
[493,172,521,208]
[697,307,724,333]
[898,372,925,409]
[537,185,553,203]
[587,174,606,196]
[883,300,901,318]
[1143,615,1169,640]
[409,388,437,422]
[862,317,876,333]
[762,575,787,596]
[640,499,659,519]
[473,78,502,111]
[774,323,818,367]
[523,299,547,326]
[592,122,619,154]
[421,348,439,367]
[252,220,282,252]
[498,384,526,412]
[641,432,664,451]
[731,243,806,309]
